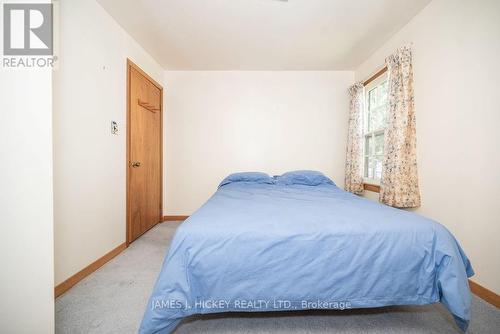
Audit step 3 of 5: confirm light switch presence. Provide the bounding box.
[111,121,118,135]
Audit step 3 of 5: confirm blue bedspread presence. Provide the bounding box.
[140,182,474,333]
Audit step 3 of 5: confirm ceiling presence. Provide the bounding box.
[97,0,431,70]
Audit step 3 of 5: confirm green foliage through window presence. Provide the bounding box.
[363,75,388,182]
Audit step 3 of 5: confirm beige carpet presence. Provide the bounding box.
[56,221,500,333]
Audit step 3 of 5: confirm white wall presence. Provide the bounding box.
[0,71,54,331]
[163,71,353,214]
[53,0,500,301]
[53,0,164,285]
[356,0,500,294]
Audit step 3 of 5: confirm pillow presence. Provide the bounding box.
[218,172,274,188]
[275,170,335,186]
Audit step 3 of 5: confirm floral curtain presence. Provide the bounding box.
[379,45,421,208]
[344,83,365,195]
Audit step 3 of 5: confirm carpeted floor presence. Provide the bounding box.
[56,221,500,334]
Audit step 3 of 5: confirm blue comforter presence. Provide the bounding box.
[140,182,474,333]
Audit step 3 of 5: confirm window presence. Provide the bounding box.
[363,72,388,185]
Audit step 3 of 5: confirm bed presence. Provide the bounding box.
[140,171,474,333]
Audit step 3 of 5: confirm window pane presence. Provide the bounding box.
[370,106,386,131]
[365,136,373,156]
[365,157,375,179]
[363,102,369,133]
[374,155,383,180]
[374,133,384,155]
[369,87,377,109]
[379,81,388,105]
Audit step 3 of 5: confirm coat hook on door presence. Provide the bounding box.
[138,99,160,113]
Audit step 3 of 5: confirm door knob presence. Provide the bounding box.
[131,161,141,168]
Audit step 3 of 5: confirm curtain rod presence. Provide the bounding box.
[363,66,387,86]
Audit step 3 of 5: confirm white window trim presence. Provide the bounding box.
[362,73,388,186]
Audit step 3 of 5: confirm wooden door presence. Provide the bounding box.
[127,60,163,244]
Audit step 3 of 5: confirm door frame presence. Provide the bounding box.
[126,59,164,246]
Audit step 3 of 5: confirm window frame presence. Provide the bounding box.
[362,67,388,191]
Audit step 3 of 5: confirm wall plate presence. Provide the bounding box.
[111,121,118,135]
